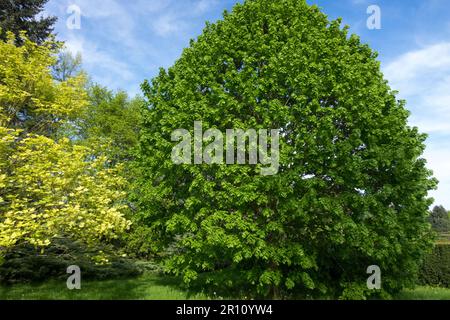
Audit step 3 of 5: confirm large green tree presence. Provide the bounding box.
[136,0,436,299]
[0,0,57,45]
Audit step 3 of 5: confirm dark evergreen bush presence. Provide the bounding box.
[0,238,141,284]
[419,244,450,288]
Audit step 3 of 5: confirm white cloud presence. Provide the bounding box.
[152,13,184,37]
[133,0,171,14]
[384,43,450,94]
[73,0,124,18]
[148,0,219,37]
[424,145,450,207]
[383,42,450,133]
[64,34,134,85]
[152,19,173,36]
[194,0,219,14]
[383,43,450,207]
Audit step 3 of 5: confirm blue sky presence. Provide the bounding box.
[44,0,450,208]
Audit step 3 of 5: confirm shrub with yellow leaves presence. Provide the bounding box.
[0,31,87,135]
[0,33,131,259]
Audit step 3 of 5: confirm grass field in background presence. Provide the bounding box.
[437,232,450,245]
[0,273,448,300]
[395,286,450,300]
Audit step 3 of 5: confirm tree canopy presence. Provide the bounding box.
[0,33,130,259]
[429,205,450,233]
[136,0,436,299]
[0,0,57,45]
[74,85,143,164]
[0,33,87,136]
[52,51,83,82]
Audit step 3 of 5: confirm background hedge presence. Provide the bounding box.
[419,244,450,288]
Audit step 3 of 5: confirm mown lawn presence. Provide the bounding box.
[0,273,207,300]
[0,274,449,300]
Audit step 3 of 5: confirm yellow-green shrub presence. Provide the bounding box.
[0,33,131,258]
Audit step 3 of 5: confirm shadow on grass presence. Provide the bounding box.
[0,271,210,300]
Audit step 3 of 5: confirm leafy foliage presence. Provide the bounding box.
[0,32,87,136]
[121,225,160,259]
[52,51,83,82]
[0,135,130,248]
[0,34,130,258]
[60,84,147,257]
[0,239,141,284]
[419,244,450,288]
[72,84,143,163]
[0,0,57,45]
[136,0,436,299]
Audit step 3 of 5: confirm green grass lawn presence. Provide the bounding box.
[0,273,207,300]
[0,273,449,300]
